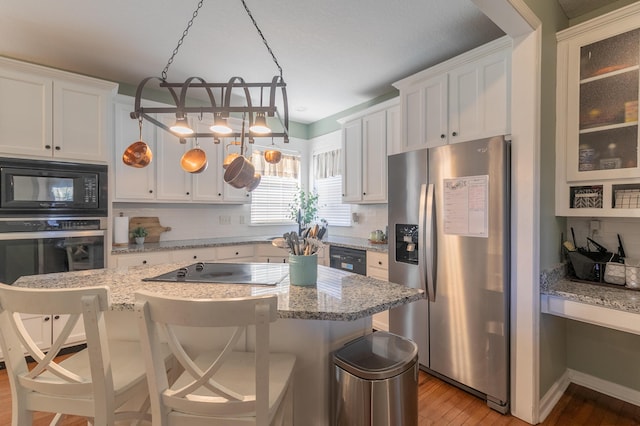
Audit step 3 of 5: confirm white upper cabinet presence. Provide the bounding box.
[0,57,116,162]
[113,95,249,204]
[393,37,511,152]
[114,99,156,200]
[341,119,363,202]
[556,3,640,217]
[156,115,192,201]
[339,98,397,204]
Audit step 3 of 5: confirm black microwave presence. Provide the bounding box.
[0,157,107,217]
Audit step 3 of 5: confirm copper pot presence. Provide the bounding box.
[122,141,153,168]
[181,147,208,174]
[224,156,255,189]
[245,173,261,192]
[264,149,282,164]
[223,152,240,169]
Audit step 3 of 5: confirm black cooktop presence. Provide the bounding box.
[143,262,289,286]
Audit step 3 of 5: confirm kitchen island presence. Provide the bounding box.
[14,263,423,425]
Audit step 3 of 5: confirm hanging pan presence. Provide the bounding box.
[123,118,153,168]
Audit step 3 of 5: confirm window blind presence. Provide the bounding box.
[250,151,300,225]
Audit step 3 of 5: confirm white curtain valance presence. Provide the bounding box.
[251,150,300,179]
[313,149,342,179]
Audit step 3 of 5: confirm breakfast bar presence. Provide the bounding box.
[14,263,424,425]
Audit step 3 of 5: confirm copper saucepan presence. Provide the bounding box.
[123,118,153,168]
[181,147,208,174]
[122,141,153,168]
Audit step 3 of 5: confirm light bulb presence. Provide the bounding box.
[169,116,194,135]
[249,113,271,134]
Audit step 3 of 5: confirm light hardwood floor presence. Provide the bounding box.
[1,359,639,425]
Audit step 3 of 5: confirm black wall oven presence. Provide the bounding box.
[0,158,108,284]
[0,218,106,284]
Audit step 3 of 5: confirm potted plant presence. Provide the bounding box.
[131,226,148,245]
[288,188,319,236]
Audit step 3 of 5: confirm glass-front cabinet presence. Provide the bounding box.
[576,29,639,177]
[556,4,640,217]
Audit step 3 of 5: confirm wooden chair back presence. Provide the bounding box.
[135,291,279,425]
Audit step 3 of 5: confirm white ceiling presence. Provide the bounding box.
[0,0,617,124]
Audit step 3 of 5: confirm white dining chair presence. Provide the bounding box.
[0,283,170,426]
[135,291,296,426]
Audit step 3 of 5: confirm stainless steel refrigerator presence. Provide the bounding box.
[388,135,510,413]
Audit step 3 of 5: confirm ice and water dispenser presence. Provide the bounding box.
[395,224,418,265]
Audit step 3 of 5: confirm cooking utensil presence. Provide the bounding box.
[224,155,255,189]
[271,237,286,249]
[618,234,626,258]
[245,173,261,192]
[587,237,608,253]
[180,145,208,174]
[123,118,153,168]
[223,141,242,169]
[571,227,577,249]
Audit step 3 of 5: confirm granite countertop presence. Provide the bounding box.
[540,263,640,314]
[112,235,389,255]
[14,264,422,321]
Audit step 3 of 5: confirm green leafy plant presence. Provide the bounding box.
[288,188,319,230]
[131,226,148,238]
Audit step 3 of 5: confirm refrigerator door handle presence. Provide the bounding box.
[425,183,436,302]
[418,184,430,300]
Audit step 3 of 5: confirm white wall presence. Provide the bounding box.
[567,217,640,260]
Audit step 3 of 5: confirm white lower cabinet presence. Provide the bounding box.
[115,251,172,268]
[0,313,86,360]
[216,245,255,262]
[366,250,389,332]
[255,244,289,263]
[171,248,218,263]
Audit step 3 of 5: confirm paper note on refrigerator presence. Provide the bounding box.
[443,175,489,237]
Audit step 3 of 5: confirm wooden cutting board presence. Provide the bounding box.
[129,217,171,243]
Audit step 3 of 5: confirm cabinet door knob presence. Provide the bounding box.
[44,316,51,322]
[452,131,458,137]
[193,255,197,259]
[440,134,446,139]
[55,146,61,151]
[363,192,367,196]
[142,260,147,264]
[186,192,190,195]
[45,145,52,150]
[235,252,239,256]
[54,315,60,320]
[218,193,222,196]
[378,261,383,265]
[149,190,153,194]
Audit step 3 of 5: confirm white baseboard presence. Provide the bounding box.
[539,368,640,421]
[568,369,640,407]
[539,370,570,422]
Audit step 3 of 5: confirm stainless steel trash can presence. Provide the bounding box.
[333,331,419,426]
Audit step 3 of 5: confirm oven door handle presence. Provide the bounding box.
[0,230,105,240]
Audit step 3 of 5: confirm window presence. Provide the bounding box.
[250,150,300,224]
[314,149,351,227]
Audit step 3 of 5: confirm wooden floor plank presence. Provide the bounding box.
[2,360,640,424]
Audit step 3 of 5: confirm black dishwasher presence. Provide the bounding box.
[329,246,366,275]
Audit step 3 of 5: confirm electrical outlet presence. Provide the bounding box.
[239,216,245,224]
[590,220,600,235]
[219,215,231,225]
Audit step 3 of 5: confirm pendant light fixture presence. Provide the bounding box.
[125,0,290,193]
